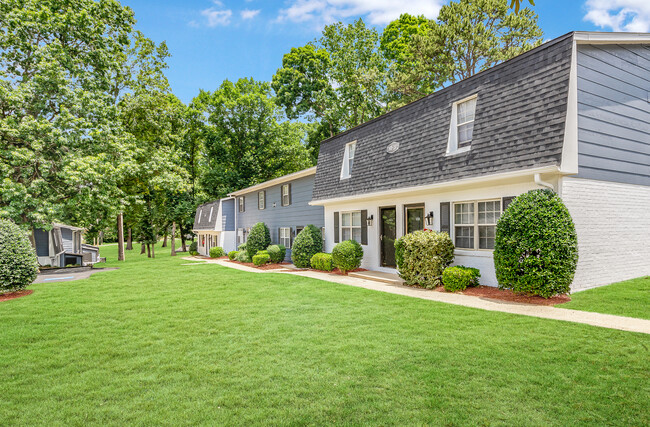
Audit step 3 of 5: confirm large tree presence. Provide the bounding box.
[194,78,313,199]
[388,0,543,106]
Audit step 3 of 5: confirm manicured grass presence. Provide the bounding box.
[0,243,648,425]
[559,276,650,320]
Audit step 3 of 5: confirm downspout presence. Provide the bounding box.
[534,173,555,192]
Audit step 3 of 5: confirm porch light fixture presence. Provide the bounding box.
[366,214,374,226]
[425,211,434,226]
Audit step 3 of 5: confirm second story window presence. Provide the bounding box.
[258,191,265,210]
[281,184,291,206]
[340,141,356,179]
[446,95,477,155]
[238,196,245,213]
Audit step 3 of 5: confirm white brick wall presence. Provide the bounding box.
[561,177,650,291]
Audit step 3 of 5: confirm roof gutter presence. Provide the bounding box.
[534,173,556,192]
[228,167,317,197]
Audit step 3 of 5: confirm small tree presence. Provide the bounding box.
[394,230,455,288]
[0,220,39,293]
[494,189,578,297]
[291,225,323,268]
[246,222,271,258]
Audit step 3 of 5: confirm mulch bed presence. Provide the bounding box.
[435,285,571,306]
[329,267,367,276]
[0,289,33,302]
[227,260,291,270]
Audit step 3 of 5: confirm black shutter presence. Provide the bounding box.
[440,202,450,234]
[288,183,292,206]
[290,227,295,248]
[334,212,340,243]
[262,190,266,209]
[276,227,281,245]
[360,210,368,245]
[502,196,515,211]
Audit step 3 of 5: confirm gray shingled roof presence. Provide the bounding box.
[312,33,573,201]
[193,201,220,230]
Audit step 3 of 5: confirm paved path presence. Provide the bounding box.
[33,268,118,284]
[183,257,650,335]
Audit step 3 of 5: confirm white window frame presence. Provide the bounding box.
[281,184,290,206]
[238,197,245,213]
[280,227,291,248]
[258,191,265,210]
[340,211,362,243]
[340,141,356,180]
[208,206,214,223]
[446,94,477,156]
[452,199,501,251]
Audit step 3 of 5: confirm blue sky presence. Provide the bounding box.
[124,0,650,104]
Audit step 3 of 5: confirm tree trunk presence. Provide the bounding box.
[99,230,104,246]
[180,224,187,252]
[147,243,151,258]
[151,241,155,258]
[162,231,168,247]
[140,242,146,254]
[117,213,125,261]
[126,228,132,250]
[171,222,176,256]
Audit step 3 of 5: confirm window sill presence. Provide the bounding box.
[445,146,471,157]
[454,249,493,258]
[340,175,351,180]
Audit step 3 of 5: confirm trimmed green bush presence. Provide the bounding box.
[310,253,333,272]
[227,250,238,260]
[209,246,224,258]
[246,222,271,258]
[238,242,247,251]
[266,244,286,263]
[235,251,251,263]
[0,219,39,293]
[394,230,455,289]
[189,241,198,256]
[291,224,323,268]
[332,240,363,274]
[494,189,578,298]
[252,252,270,266]
[442,266,481,292]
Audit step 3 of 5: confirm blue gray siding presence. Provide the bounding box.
[222,198,235,231]
[236,174,324,259]
[576,44,650,186]
[61,228,73,252]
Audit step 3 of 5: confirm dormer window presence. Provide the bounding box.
[340,141,356,180]
[447,95,477,155]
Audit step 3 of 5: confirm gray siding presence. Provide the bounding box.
[222,198,235,231]
[576,44,650,186]
[61,227,73,252]
[236,175,324,259]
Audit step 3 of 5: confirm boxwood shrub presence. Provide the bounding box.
[227,250,238,260]
[266,244,286,263]
[291,225,323,268]
[189,241,198,255]
[494,189,578,298]
[394,230,454,289]
[0,219,39,293]
[442,266,480,292]
[235,250,251,263]
[310,252,333,272]
[209,246,224,258]
[332,240,363,274]
[252,252,270,266]
[246,223,271,258]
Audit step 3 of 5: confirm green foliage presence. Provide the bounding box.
[494,189,578,298]
[0,219,39,292]
[189,241,198,254]
[332,240,363,274]
[266,244,286,263]
[442,266,481,292]
[395,230,455,289]
[238,243,247,251]
[310,253,333,272]
[388,0,543,106]
[291,225,323,268]
[209,247,225,258]
[252,252,270,266]
[246,222,271,258]
[227,250,238,260]
[235,251,251,263]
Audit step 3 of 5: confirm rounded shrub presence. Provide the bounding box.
[227,250,238,260]
[310,253,333,272]
[442,266,480,292]
[209,246,224,258]
[189,241,198,255]
[246,223,271,258]
[235,250,251,263]
[238,242,247,252]
[332,240,363,274]
[291,225,323,268]
[394,230,454,289]
[494,189,578,298]
[266,244,286,263]
[0,219,39,293]
[252,252,270,266]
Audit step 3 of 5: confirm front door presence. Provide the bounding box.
[380,207,397,267]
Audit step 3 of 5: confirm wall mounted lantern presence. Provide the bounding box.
[366,214,374,227]
[425,211,434,227]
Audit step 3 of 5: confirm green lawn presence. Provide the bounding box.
[559,276,650,320]
[0,243,648,426]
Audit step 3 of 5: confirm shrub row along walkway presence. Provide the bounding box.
[185,257,650,335]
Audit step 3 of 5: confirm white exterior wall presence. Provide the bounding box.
[560,177,650,291]
[219,231,237,253]
[323,177,553,287]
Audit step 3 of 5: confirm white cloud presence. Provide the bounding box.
[241,9,261,20]
[584,0,650,32]
[201,7,233,27]
[277,0,442,26]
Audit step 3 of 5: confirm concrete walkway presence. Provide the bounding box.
[183,256,650,335]
[33,268,118,284]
